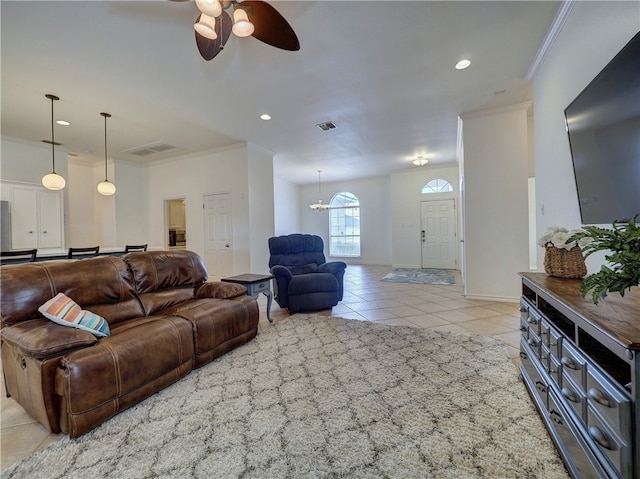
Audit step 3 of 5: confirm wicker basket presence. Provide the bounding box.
[544,245,587,279]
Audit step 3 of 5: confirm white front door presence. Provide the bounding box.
[204,193,232,280]
[421,199,457,269]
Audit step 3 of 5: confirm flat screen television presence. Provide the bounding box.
[564,30,640,225]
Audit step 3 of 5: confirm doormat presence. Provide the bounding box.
[381,268,456,285]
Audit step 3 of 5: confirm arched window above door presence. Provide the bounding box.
[421,179,454,194]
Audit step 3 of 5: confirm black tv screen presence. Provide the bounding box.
[564,30,640,225]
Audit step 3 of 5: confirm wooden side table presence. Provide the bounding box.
[222,273,275,322]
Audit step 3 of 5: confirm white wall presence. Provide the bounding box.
[533,1,639,273]
[114,160,148,247]
[390,166,460,269]
[147,144,273,276]
[300,175,392,265]
[273,177,300,236]
[248,144,275,274]
[67,160,95,246]
[461,103,532,301]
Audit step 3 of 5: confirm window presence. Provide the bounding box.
[329,192,360,257]
[421,178,454,194]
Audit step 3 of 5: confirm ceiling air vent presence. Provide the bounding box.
[316,121,337,131]
[121,141,177,157]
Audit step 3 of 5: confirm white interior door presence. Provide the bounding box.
[204,193,232,280]
[421,199,457,269]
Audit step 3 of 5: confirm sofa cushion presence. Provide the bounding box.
[0,257,144,327]
[288,263,318,275]
[124,250,208,315]
[162,296,258,366]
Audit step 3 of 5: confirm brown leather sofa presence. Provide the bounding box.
[0,250,259,438]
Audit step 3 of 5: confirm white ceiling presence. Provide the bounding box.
[1,1,560,185]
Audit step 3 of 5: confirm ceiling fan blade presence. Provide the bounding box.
[242,0,300,51]
[195,11,232,61]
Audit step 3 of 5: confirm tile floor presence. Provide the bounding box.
[1,264,523,470]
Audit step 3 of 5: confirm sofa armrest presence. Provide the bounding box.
[1,319,97,358]
[195,282,247,299]
[318,261,347,276]
[270,265,292,279]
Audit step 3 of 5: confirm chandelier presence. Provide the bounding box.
[309,170,331,211]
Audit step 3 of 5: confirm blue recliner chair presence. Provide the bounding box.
[268,234,347,314]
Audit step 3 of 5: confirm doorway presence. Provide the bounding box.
[420,199,457,269]
[203,192,233,280]
[165,198,186,250]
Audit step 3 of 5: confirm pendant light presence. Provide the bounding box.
[41,94,66,190]
[96,112,116,196]
[309,170,331,211]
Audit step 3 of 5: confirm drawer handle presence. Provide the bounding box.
[588,388,611,407]
[561,356,580,370]
[21,357,27,369]
[561,387,578,403]
[258,283,265,288]
[535,381,547,393]
[519,351,528,360]
[518,325,527,332]
[588,426,613,450]
[550,410,563,425]
[527,338,539,348]
[527,317,538,325]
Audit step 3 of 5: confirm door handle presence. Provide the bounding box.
[421,230,425,243]
[225,244,230,248]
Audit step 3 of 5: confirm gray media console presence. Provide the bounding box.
[518,272,639,479]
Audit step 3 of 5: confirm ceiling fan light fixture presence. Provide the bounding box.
[195,0,222,18]
[412,156,429,166]
[232,7,254,37]
[194,14,218,40]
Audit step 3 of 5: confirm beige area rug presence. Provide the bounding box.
[2,315,569,479]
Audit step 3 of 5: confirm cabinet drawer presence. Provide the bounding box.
[587,404,632,478]
[560,374,586,426]
[526,307,542,335]
[560,340,587,390]
[548,391,607,479]
[541,318,563,361]
[548,355,561,389]
[520,337,548,410]
[527,329,542,359]
[586,367,631,442]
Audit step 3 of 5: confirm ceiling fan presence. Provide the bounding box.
[174,0,300,61]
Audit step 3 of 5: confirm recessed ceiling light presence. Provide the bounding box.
[260,114,271,121]
[455,59,471,70]
[56,120,70,126]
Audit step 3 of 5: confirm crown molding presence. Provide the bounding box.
[526,0,577,81]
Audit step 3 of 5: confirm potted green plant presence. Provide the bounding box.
[569,216,640,304]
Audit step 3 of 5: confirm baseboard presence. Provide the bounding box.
[463,293,520,303]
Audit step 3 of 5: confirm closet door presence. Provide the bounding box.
[38,190,63,248]
[11,187,38,249]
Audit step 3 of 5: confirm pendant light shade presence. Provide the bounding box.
[194,13,218,40]
[42,94,66,190]
[195,0,222,18]
[97,112,116,196]
[232,7,255,38]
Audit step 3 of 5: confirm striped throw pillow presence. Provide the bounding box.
[38,292,110,338]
